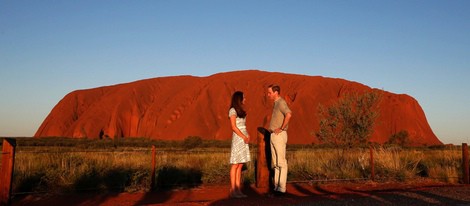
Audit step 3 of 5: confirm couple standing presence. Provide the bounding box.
[228,84,292,198]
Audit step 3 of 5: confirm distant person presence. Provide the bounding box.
[267,84,292,196]
[228,91,251,198]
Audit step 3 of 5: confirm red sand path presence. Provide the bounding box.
[12,181,470,205]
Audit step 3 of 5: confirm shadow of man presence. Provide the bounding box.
[256,127,274,191]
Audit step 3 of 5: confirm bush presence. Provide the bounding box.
[387,130,410,146]
[316,91,382,148]
[182,136,203,150]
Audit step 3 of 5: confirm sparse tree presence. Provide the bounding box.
[316,91,382,148]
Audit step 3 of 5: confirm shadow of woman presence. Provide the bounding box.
[134,166,203,205]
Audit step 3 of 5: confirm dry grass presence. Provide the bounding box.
[373,146,424,181]
[13,149,153,193]
[288,146,464,183]
[11,147,256,194]
[289,148,370,181]
[420,149,462,183]
[6,144,467,194]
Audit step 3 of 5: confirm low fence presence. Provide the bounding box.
[1,138,16,206]
[1,137,470,205]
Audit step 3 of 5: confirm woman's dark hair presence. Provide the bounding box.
[230,91,247,118]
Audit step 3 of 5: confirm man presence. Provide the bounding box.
[267,84,292,196]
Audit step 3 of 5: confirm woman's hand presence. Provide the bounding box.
[243,135,250,144]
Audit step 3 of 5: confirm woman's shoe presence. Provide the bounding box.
[229,191,247,198]
[237,192,247,198]
[229,191,243,198]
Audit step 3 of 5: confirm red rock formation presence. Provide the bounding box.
[35,70,442,146]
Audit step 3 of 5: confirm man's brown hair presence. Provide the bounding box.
[268,84,281,94]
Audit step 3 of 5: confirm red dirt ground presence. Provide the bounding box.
[12,180,470,206]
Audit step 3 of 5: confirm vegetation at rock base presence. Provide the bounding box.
[0,137,465,195]
[387,130,411,146]
[316,91,382,148]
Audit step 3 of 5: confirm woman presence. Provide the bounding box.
[228,91,251,198]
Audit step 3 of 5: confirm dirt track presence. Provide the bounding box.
[12,181,470,206]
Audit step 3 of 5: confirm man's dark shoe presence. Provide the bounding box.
[275,191,286,197]
[268,191,286,197]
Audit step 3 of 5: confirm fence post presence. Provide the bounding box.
[370,145,375,181]
[1,138,16,206]
[150,145,156,190]
[462,143,469,184]
[256,127,270,188]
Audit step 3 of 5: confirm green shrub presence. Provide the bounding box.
[387,130,410,146]
[182,136,203,150]
[316,91,382,148]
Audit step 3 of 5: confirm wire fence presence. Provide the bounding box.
[5,145,468,196]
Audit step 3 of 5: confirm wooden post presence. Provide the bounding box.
[150,145,156,190]
[256,127,270,188]
[1,138,16,206]
[370,145,375,181]
[462,143,469,184]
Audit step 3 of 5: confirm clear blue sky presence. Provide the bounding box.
[1,1,469,144]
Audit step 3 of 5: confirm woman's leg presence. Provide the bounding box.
[230,164,238,196]
[235,164,242,191]
[235,164,247,196]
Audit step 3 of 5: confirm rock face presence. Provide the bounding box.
[35,70,442,146]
